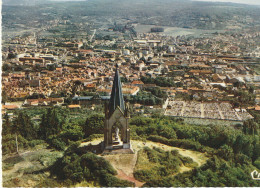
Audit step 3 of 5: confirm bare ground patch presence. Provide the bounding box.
[103,153,144,187]
[2,147,62,187]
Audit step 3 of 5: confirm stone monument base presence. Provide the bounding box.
[102,148,134,155]
[101,141,134,155]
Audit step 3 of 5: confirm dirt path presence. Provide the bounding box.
[117,169,144,187]
[103,154,144,187]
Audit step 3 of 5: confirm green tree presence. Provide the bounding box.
[2,90,9,103]
[14,112,36,140]
[60,124,84,144]
[71,80,83,96]
[39,108,63,139]
[2,113,12,135]
[217,144,234,160]
[243,120,258,135]
[83,114,104,137]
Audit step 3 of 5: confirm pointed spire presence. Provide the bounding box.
[108,64,125,117]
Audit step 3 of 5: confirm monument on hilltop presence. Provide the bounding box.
[103,64,133,153]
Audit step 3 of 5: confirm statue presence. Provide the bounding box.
[115,127,119,141]
[125,101,130,118]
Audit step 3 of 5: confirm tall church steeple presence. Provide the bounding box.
[108,64,125,117]
[103,64,132,153]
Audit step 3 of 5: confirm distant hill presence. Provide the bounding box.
[2,0,86,5]
[2,0,50,6]
[2,0,260,30]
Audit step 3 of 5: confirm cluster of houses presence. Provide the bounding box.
[2,25,260,119]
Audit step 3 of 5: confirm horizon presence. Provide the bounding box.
[192,0,260,5]
[50,0,260,6]
[3,0,260,6]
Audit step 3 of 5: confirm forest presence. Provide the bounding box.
[2,106,260,186]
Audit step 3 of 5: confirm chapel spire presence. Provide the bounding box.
[108,64,125,117]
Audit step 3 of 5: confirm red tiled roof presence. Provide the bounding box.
[86,84,96,88]
[2,105,19,110]
[68,105,81,108]
[132,80,144,85]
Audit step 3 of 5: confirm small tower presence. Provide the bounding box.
[103,64,132,151]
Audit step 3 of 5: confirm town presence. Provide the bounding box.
[2,19,260,126]
[2,0,260,187]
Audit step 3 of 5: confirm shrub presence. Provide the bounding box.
[253,157,260,169]
[134,147,193,183]
[130,116,153,127]
[50,150,133,187]
[157,126,177,139]
[217,144,234,160]
[28,139,45,147]
[180,156,198,168]
[235,153,252,165]
[147,135,169,144]
[83,114,104,137]
[168,139,203,151]
[2,134,29,154]
[60,124,84,144]
[50,138,66,151]
[3,163,15,171]
[38,152,63,167]
[101,172,134,187]
[82,134,103,142]
[134,170,153,182]
[65,141,81,155]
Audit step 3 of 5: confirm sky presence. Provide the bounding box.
[192,0,260,5]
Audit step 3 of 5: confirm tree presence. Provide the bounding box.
[83,114,104,137]
[252,139,260,162]
[71,80,83,96]
[217,144,234,160]
[2,113,12,135]
[2,90,8,103]
[2,63,11,71]
[248,86,255,94]
[2,113,20,154]
[14,112,36,140]
[120,77,128,83]
[60,124,84,143]
[243,120,258,135]
[7,53,17,59]
[48,64,56,71]
[141,76,176,87]
[233,134,254,158]
[39,108,63,139]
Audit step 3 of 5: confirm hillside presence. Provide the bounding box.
[2,108,259,187]
[3,0,260,31]
[103,139,208,186]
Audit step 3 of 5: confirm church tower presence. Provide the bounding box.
[103,65,131,151]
